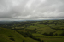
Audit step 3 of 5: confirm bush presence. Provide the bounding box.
[43,32,48,36]
[54,33,58,36]
[60,31,64,36]
[10,38,15,41]
[49,32,53,36]
[41,40,44,42]
[43,32,53,36]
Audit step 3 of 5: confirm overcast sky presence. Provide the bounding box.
[0,0,64,20]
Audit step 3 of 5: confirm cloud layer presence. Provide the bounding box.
[0,0,64,19]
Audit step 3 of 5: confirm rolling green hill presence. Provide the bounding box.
[0,27,38,42]
[0,19,64,42]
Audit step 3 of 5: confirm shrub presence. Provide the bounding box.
[10,38,15,41]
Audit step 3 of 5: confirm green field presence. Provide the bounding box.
[0,19,64,42]
[0,28,38,42]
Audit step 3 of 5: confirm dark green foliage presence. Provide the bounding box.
[60,31,64,36]
[16,30,44,42]
[10,38,15,41]
[43,32,48,36]
[43,32,53,36]
[54,33,58,36]
[49,32,53,36]
[23,40,24,42]
[41,40,44,42]
[8,36,13,37]
[17,30,32,37]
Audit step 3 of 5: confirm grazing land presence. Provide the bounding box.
[0,19,64,42]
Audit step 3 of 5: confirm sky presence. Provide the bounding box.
[0,0,64,21]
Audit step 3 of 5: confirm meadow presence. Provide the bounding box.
[0,19,64,42]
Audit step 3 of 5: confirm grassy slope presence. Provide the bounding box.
[0,28,38,42]
[0,20,64,42]
[26,24,55,34]
[25,20,64,42]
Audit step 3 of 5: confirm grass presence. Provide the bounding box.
[26,25,55,34]
[34,36,64,42]
[0,27,38,42]
[32,33,44,36]
[54,30,64,35]
[0,19,64,42]
[41,36,64,42]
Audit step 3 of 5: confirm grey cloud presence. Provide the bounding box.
[0,0,64,19]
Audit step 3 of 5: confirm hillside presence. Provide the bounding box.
[0,19,64,42]
[0,27,38,42]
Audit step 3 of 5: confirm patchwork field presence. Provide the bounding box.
[0,19,64,42]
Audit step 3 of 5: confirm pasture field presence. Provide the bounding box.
[0,19,64,42]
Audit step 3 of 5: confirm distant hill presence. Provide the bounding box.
[0,18,64,24]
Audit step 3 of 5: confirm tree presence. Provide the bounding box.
[41,40,44,42]
[43,32,48,36]
[49,32,53,36]
[55,33,58,36]
[60,31,64,36]
[23,40,24,42]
